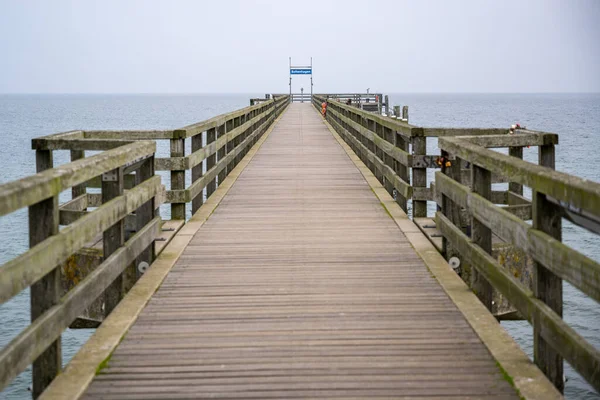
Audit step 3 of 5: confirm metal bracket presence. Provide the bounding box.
[102,170,118,182]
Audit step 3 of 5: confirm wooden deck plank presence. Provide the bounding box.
[82,104,517,399]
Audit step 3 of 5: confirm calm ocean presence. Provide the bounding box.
[0,93,598,399]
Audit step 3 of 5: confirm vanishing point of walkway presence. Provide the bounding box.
[83,104,518,399]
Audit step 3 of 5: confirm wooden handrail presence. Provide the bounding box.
[0,141,155,216]
[0,144,161,396]
[440,136,600,217]
[31,96,290,215]
[435,136,600,393]
[435,171,600,303]
[314,95,553,214]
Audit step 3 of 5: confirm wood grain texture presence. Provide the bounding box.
[83,104,517,399]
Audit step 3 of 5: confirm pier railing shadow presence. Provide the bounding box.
[314,94,600,394]
[0,95,289,398]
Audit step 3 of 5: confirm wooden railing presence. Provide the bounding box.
[0,142,161,398]
[314,93,385,112]
[33,95,289,220]
[0,95,289,398]
[314,94,600,394]
[314,95,542,217]
[435,135,600,393]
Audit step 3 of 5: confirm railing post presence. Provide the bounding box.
[232,116,240,168]
[440,155,469,280]
[250,108,257,146]
[412,135,427,218]
[102,166,124,316]
[217,123,227,187]
[191,132,204,215]
[448,158,464,231]
[395,133,409,212]
[384,95,389,115]
[383,126,394,197]
[375,122,384,185]
[239,112,247,160]
[508,146,524,202]
[70,149,86,198]
[170,138,185,220]
[29,149,60,399]
[360,114,369,164]
[533,143,564,392]
[226,118,235,177]
[471,164,493,311]
[135,157,156,280]
[206,127,216,199]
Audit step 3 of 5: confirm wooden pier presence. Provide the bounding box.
[0,95,599,399]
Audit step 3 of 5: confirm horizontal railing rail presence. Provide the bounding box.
[0,95,290,398]
[0,141,160,397]
[434,135,600,393]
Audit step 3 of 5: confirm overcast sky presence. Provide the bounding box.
[0,0,598,94]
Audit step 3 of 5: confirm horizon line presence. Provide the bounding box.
[1,91,599,96]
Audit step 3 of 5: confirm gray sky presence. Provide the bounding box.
[0,0,598,93]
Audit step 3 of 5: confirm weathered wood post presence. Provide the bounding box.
[374,122,384,185]
[368,118,377,176]
[217,123,227,187]
[102,166,125,316]
[250,108,257,147]
[395,132,409,213]
[440,155,467,276]
[412,133,427,218]
[448,158,464,231]
[192,131,204,215]
[170,137,185,219]
[508,146,524,202]
[402,106,409,121]
[471,164,493,310]
[384,95,389,115]
[360,115,369,164]
[393,106,400,118]
[70,150,86,198]
[231,116,239,169]
[237,113,245,164]
[241,113,248,162]
[226,118,235,178]
[347,107,357,154]
[135,157,156,278]
[206,127,217,199]
[256,103,262,141]
[533,143,563,392]
[383,126,394,197]
[29,149,60,398]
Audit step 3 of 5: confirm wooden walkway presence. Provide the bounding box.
[83,104,518,399]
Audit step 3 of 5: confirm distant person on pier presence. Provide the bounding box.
[321,99,328,117]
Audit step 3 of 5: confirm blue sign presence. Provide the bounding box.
[290,68,312,75]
